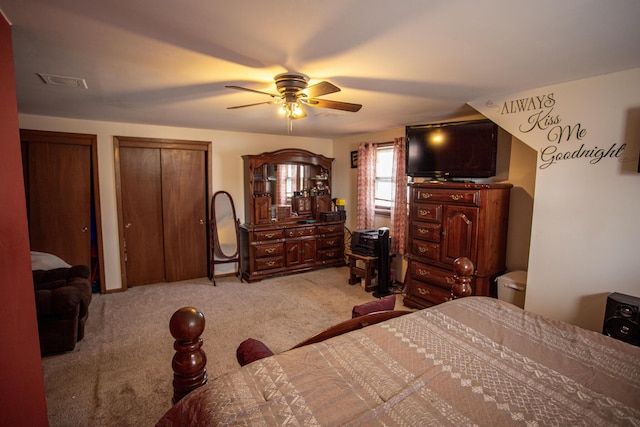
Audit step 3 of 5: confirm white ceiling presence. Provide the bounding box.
[2,0,640,138]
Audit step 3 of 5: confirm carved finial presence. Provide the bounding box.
[451,257,474,299]
[169,307,208,404]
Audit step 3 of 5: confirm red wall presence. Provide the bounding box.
[0,15,49,426]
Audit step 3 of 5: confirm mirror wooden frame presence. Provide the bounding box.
[242,149,334,225]
[210,190,241,285]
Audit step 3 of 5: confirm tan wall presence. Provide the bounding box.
[332,117,537,286]
[18,114,332,290]
[20,68,640,333]
[471,67,640,331]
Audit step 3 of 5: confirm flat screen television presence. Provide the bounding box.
[405,119,498,179]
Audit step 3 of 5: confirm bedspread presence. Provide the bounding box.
[157,297,640,426]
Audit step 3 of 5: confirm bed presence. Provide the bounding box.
[157,265,640,426]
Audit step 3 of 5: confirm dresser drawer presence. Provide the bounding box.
[412,203,442,222]
[317,235,342,249]
[284,227,315,238]
[414,188,479,206]
[409,261,456,290]
[254,243,284,258]
[317,248,342,262]
[317,224,342,235]
[410,280,452,305]
[253,229,284,241]
[255,256,284,271]
[412,240,440,261]
[411,222,441,242]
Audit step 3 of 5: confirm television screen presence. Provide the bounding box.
[405,120,498,179]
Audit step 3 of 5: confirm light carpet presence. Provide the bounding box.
[41,267,403,426]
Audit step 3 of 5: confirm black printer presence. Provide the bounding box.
[350,229,379,256]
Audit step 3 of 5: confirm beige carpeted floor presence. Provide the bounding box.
[41,267,404,426]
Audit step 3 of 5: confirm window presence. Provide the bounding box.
[356,138,408,253]
[375,144,394,214]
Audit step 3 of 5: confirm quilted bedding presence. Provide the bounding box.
[157,297,640,426]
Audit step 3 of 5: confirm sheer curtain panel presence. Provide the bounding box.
[356,142,377,230]
[390,137,407,255]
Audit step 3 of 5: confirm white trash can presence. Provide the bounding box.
[496,270,527,309]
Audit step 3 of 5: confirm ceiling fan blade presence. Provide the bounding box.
[300,81,340,98]
[225,85,279,98]
[227,101,277,109]
[303,98,362,112]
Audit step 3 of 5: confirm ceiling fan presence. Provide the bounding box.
[225,73,362,124]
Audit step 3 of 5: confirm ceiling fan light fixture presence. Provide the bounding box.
[291,101,303,117]
[280,100,303,118]
[226,72,362,131]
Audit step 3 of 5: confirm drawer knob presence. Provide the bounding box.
[265,233,275,239]
[418,228,428,234]
[265,248,275,254]
[418,268,430,276]
[266,261,276,267]
[418,288,430,295]
[419,209,431,216]
[327,240,335,245]
[420,192,432,199]
[327,252,335,257]
[450,194,464,201]
[418,247,427,253]
[446,277,454,284]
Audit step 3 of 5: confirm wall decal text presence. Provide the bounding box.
[489,92,625,169]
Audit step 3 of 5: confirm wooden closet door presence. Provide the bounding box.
[161,149,208,281]
[120,147,166,286]
[27,142,91,266]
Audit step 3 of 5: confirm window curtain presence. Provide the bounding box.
[356,142,377,230]
[390,137,407,255]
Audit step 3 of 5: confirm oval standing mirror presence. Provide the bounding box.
[210,191,240,285]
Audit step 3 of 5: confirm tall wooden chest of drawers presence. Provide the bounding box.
[404,181,512,308]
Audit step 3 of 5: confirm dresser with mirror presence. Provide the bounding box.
[239,149,345,282]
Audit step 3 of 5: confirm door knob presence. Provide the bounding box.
[199,219,205,225]
[81,227,88,232]
[125,223,132,228]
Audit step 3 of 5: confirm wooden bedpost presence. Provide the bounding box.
[169,307,208,404]
[451,257,474,299]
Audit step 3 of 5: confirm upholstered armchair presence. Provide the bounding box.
[33,265,92,355]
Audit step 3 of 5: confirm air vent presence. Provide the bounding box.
[37,73,88,89]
